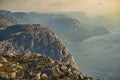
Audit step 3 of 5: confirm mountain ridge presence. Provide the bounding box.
[0,24,77,69]
[0,13,17,29]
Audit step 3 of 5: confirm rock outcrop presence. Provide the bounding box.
[0,24,77,68]
[0,52,93,80]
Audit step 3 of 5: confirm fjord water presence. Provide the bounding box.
[68,32,120,80]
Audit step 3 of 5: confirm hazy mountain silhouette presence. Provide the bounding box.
[0,13,17,29]
[0,10,110,43]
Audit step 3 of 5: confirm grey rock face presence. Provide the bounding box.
[0,24,77,68]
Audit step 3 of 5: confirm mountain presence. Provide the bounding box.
[13,12,31,24]
[34,14,92,42]
[1,10,117,80]
[0,10,111,43]
[0,10,13,18]
[0,24,77,68]
[0,10,30,24]
[0,13,17,29]
[21,12,93,42]
[0,52,93,80]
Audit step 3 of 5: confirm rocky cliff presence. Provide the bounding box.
[0,24,77,68]
[0,52,93,80]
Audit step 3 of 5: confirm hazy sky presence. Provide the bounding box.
[0,0,120,16]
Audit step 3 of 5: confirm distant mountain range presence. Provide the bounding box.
[0,10,110,43]
[0,13,17,28]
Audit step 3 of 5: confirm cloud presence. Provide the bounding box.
[0,0,120,15]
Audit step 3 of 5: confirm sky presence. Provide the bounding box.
[0,0,120,16]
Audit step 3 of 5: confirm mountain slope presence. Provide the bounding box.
[0,13,17,29]
[0,52,93,80]
[0,24,77,68]
[0,10,30,24]
[13,12,31,24]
